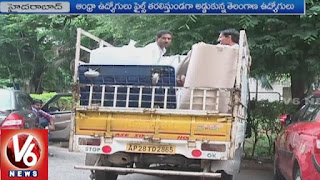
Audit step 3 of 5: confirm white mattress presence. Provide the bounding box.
[176,43,239,112]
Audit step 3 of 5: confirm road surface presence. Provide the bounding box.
[48,146,273,180]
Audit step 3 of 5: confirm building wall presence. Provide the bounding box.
[249,78,291,102]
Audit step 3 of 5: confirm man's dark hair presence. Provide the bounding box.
[156,30,173,38]
[220,29,240,44]
[32,99,43,105]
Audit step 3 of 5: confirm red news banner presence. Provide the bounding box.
[1,129,48,180]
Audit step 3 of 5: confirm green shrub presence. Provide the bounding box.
[30,92,57,104]
[247,100,297,158]
[31,93,73,110]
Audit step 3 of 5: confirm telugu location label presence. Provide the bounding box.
[0,1,70,13]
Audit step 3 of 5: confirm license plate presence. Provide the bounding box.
[126,144,176,154]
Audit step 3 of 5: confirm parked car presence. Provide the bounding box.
[274,91,320,180]
[0,89,72,141]
[0,89,37,130]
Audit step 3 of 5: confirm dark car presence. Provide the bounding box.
[0,89,72,141]
[0,89,37,130]
[274,91,320,180]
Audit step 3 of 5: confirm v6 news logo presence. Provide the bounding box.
[1,129,48,180]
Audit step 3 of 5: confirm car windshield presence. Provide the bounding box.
[0,91,12,109]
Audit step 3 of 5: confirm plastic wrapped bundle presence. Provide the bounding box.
[89,46,154,65]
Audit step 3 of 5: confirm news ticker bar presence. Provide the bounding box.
[0,0,305,14]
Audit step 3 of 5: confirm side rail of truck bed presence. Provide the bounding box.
[77,84,235,116]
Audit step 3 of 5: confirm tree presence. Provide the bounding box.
[0,15,95,93]
[240,0,320,99]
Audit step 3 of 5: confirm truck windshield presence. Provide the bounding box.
[0,91,12,109]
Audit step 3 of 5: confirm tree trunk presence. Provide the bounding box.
[265,131,272,155]
[251,134,259,157]
[30,71,44,94]
[250,118,260,157]
[291,75,305,100]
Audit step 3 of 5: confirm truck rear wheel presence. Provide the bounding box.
[201,171,234,180]
[220,171,234,180]
[95,170,118,180]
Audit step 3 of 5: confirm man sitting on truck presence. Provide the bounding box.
[217,28,239,48]
[176,28,240,86]
[144,30,173,64]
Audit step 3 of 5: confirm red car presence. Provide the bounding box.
[274,92,320,180]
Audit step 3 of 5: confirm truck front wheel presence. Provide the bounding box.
[95,170,118,180]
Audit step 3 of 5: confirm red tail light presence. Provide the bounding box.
[102,145,112,154]
[191,149,202,157]
[1,113,25,129]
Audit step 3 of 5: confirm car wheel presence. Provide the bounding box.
[273,155,285,180]
[95,170,118,180]
[294,167,302,180]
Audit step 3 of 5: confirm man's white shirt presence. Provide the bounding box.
[216,43,239,49]
[144,42,166,64]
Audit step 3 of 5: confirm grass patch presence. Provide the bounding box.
[244,135,273,158]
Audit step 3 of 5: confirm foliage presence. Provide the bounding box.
[0,79,10,88]
[247,100,297,157]
[241,3,320,98]
[30,92,72,110]
[0,15,93,93]
[30,92,57,103]
[251,100,297,133]
[245,135,271,158]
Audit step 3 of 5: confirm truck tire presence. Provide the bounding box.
[220,171,234,180]
[95,170,118,180]
[202,171,235,180]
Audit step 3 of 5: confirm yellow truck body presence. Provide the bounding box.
[76,110,232,142]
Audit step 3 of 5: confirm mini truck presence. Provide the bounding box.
[69,28,251,180]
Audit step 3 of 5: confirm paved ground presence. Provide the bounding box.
[48,146,273,180]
